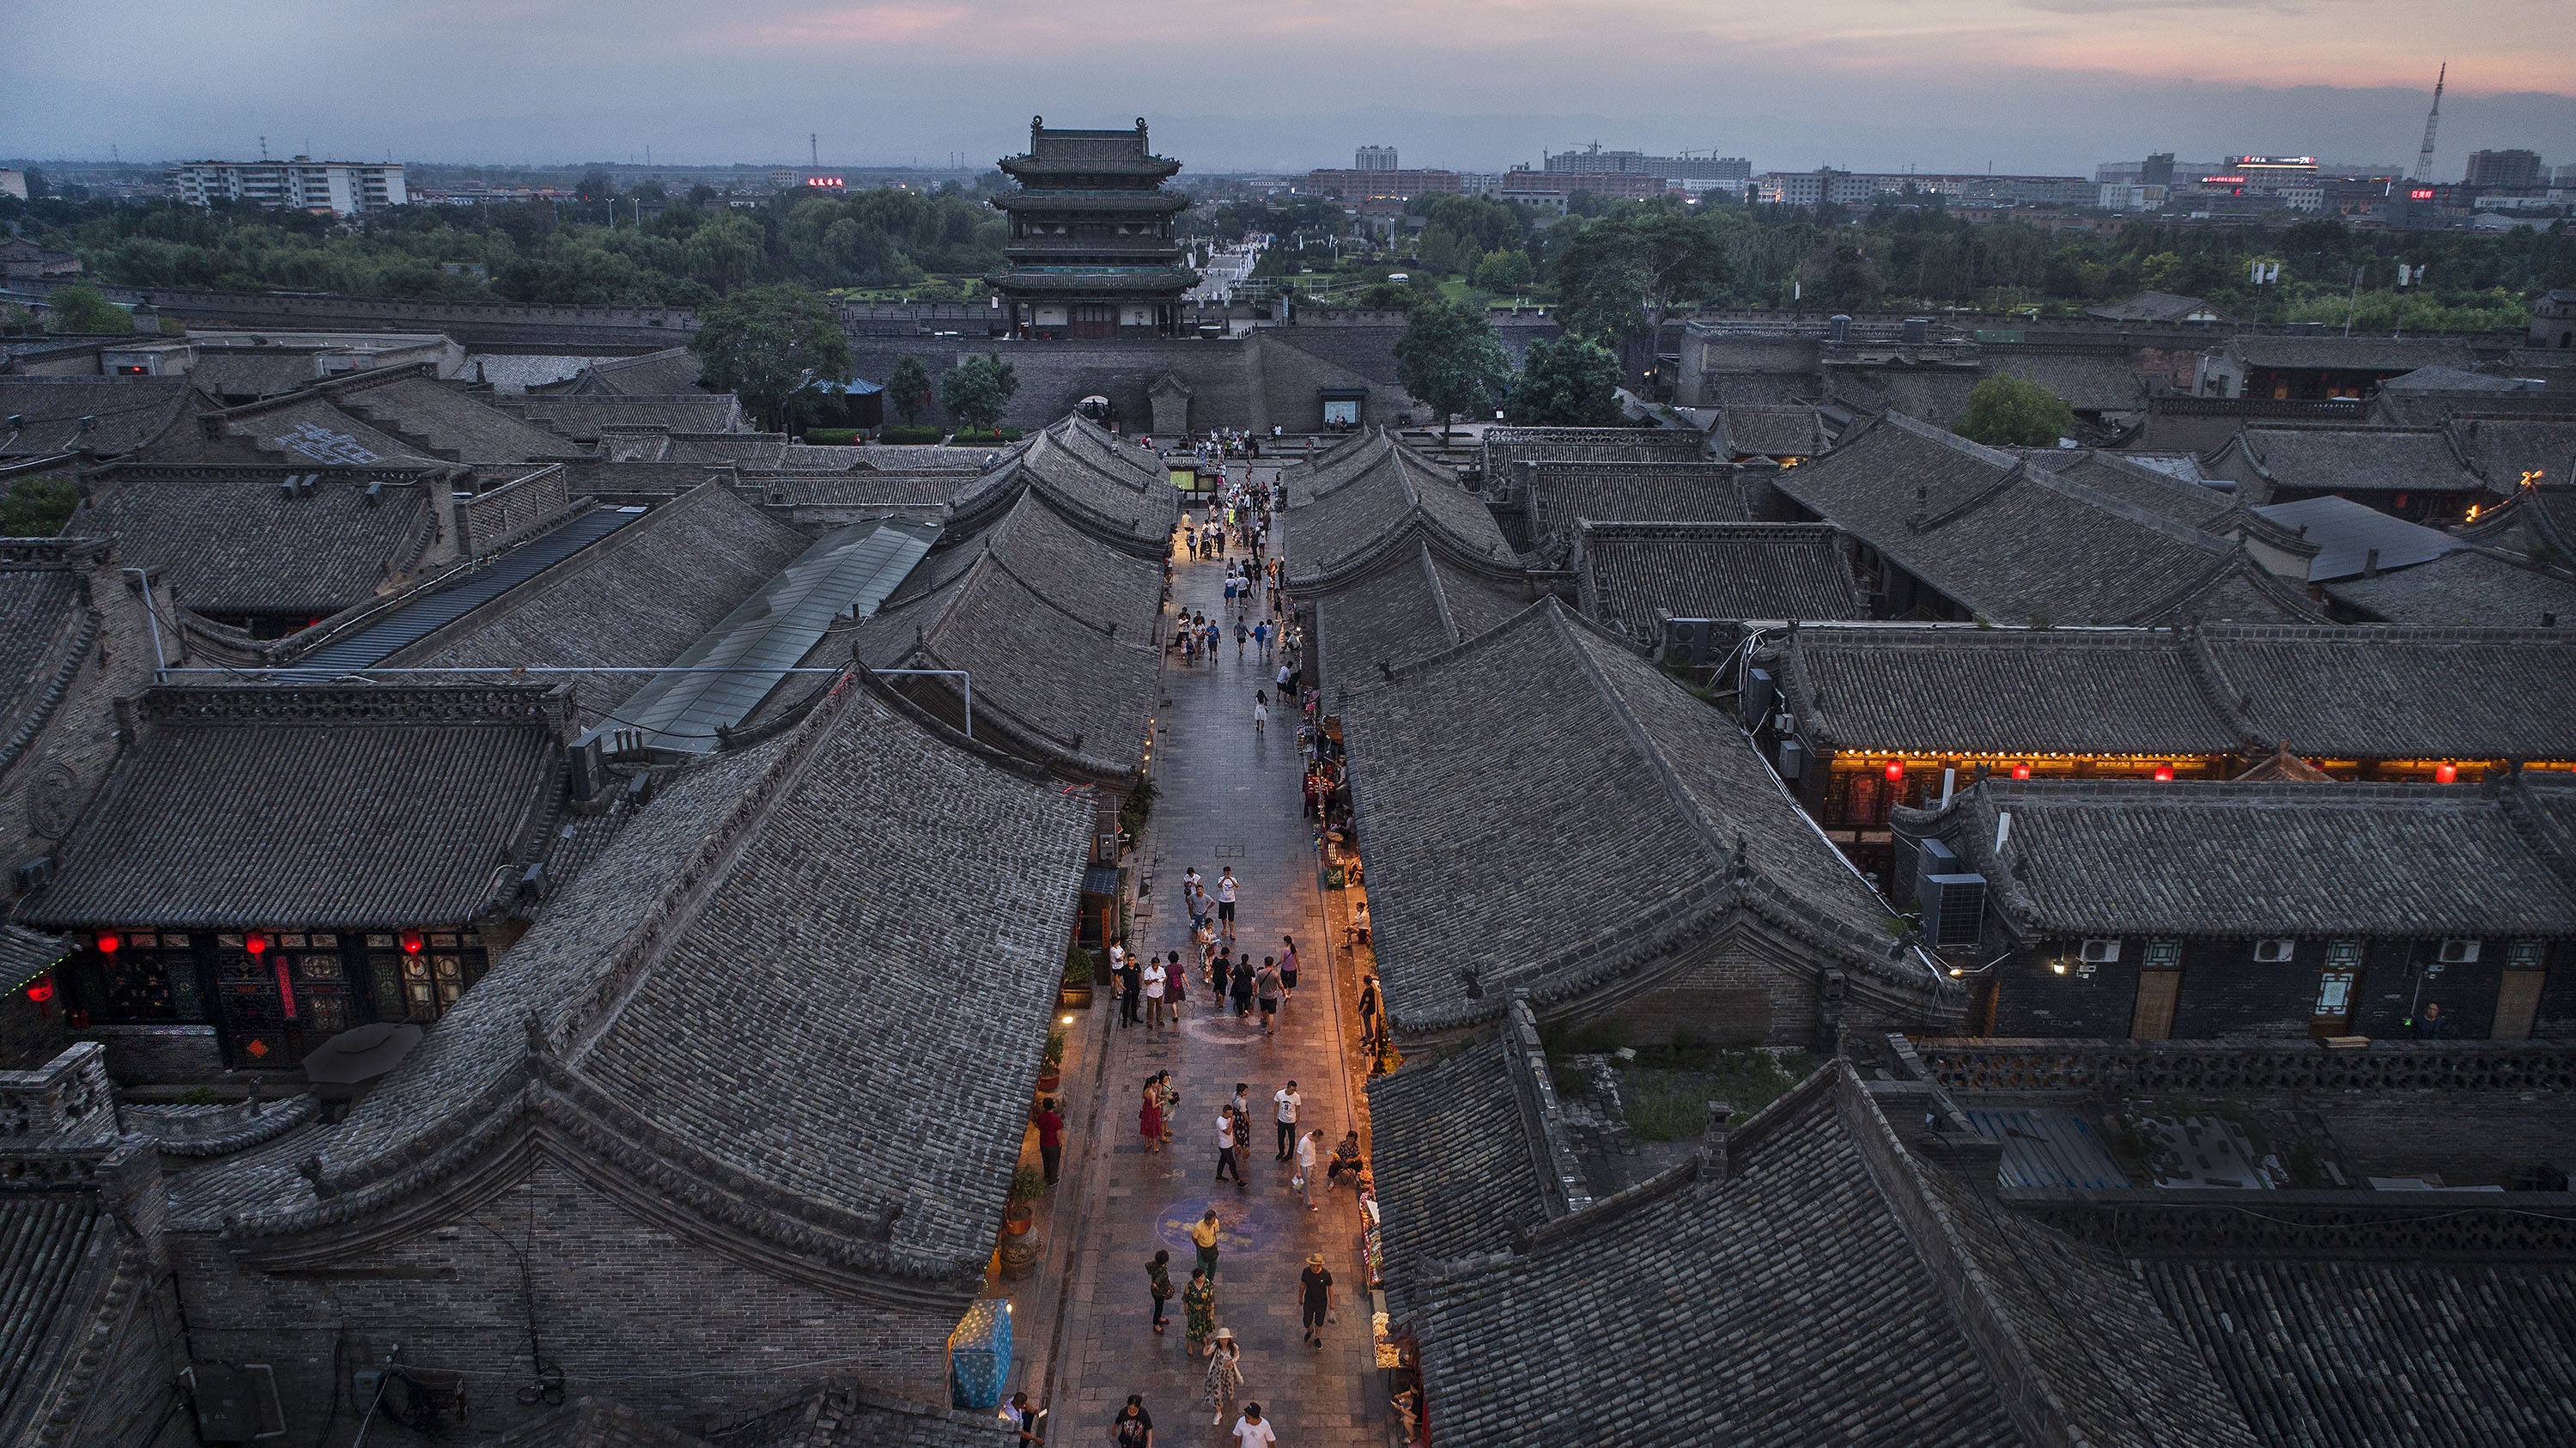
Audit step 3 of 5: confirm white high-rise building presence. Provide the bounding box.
[170,157,408,216]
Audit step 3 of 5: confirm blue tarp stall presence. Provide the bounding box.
[805,373,885,431]
[948,1299,1012,1410]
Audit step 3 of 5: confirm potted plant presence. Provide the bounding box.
[1002,1165,1046,1235]
[1036,1030,1066,1094]
[1059,944,1097,1009]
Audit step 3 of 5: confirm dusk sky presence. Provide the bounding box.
[7,0,2573,176]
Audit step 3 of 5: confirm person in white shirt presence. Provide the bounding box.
[1142,956,1168,1031]
[1230,1402,1277,1447]
[1216,867,1239,941]
[1273,1081,1300,1161]
[1295,1128,1321,1211]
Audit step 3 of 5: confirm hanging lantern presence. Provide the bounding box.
[400,931,425,955]
[2153,764,2175,782]
[93,932,119,955]
[2434,764,2458,784]
[26,976,55,1003]
[1883,760,1905,782]
[244,932,270,958]
[2010,763,2032,781]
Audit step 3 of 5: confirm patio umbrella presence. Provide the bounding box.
[301,1022,424,1086]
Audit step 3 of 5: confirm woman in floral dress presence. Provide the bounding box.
[1182,1267,1217,1355]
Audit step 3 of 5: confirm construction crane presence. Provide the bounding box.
[2413,62,2445,182]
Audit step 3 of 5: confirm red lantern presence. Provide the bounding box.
[2434,764,2458,784]
[400,931,425,955]
[244,932,269,958]
[2153,764,2175,782]
[2010,763,2032,781]
[26,977,54,1004]
[1883,761,1905,782]
[93,932,119,955]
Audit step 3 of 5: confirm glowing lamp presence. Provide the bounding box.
[2434,764,2458,784]
[400,931,425,955]
[2010,763,2032,781]
[244,933,270,958]
[93,932,119,955]
[2153,764,2175,782]
[1883,761,1905,782]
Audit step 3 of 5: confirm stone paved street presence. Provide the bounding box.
[1026,462,1382,1445]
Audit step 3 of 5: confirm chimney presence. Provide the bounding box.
[2363,547,2381,578]
[1697,1102,1733,1179]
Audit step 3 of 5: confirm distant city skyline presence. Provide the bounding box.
[5,2,2572,179]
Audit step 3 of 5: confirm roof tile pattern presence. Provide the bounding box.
[1573,520,1865,642]
[78,471,433,616]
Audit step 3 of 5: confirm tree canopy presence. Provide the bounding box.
[1510,335,1625,426]
[1393,296,1512,441]
[687,284,854,431]
[44,284,129,335]
[1554,204,1730,341]
[940,353,1020,434]
[886,355,935,425]
[1957,374,2076,447]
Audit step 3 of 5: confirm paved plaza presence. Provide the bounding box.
[1021,465,1383,1444]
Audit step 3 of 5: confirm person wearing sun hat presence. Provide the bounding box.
[1202,1325,1244,1425]
[1300,1252,1334,1348]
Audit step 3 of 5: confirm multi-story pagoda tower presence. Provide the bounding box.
[988,116,1194,339]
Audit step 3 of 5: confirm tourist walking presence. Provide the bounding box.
[1163,948,1186,1009]
[1215,1104,1243,1188]
[1253,691,1268,733]
[1190,1208,1222,1281]
[1273,1080,1301,1160]
[1229,954,1255,1016]
[1278,935,1299,1000]
[1253,619,1271,661]
[1255,958,1282,1036]
[1235,618,1249,659]
[1142,953,1167,1031]
[1202,1329,1244,1427]
[1139,1074,1167,1154]
[1110,1394,1154,1448]
[1115,938,1139,1028]
[1358,975,1381,1049]
[1299,1252,1334,1347]
[1034,1096,1063,1185]
[1147,1249,1175,1335]
[1295,1129,1322,1211]
[1182,1265,1216,1356]
[1230,1402,1276,1448]
[1216,867,1238,940]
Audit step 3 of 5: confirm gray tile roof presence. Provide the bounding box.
[2142,1258,2576,1448]
[1382,1066,2032,1447]
[2251,495,2460,581]
[2202,426,2491,503]
[0,546,95,776]
[1285,433,1517,587]
[218,394,444,469]
[1985,352,2154,414]
[1713,403,1832,458]
[185,352,324,401]
[2324,549,2576,626]
[253,681,1091,1280]
[1572,520,1866,644]
[461,353,604,394]
[1343,599,1934,1033]
[2026,450,2238,530]
[1901,774,2576,938]
[1000,417,1182,554]
[2086,292,2221,323]
[2449,417,2576,490]
[2383,365,2526,394]
[666,434,791,467]
[326,371,592,465]
[386,484,812,722]
[0,376,198,459]
[503,394,745,441]
[570,348,706,397]
[1776,413,2323,626]
[2227,335,2478,374]
[75,465,439,618]
[1510,459,1757,564]
[19,684,571,929]
[1479,425,1704,495]
[1776,621,2576,762]
[1311,538,1530,694]
[0,1196,115,1439]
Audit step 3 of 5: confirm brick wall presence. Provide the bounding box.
[454,466,576,557]
[1992,936,2543,1041]
[173,1160,975,1438]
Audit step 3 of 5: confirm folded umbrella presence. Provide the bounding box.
[301,1022,424,1086]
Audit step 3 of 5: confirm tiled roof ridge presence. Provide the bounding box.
[1574,518,1844,544]
[307,358,441,403]
[2023,466,2235,557]
[975,540,1144,642]
[1299,433,1400,503]
[0,593,97,782]
[2496,772,2576,899]
[909,634,1140,780]
[590,346,692,374]
[1412,543,1462,654]
[133,678,574,728]
[1023,477,1157,557]
[2120,546,2326,627]
[23,1227,148,1448]
[1294,504,1522,594]
[1555,601,1740,866]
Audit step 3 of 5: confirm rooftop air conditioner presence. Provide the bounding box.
[2439,938,2482,964]
[1918,873,1986,950]
[2079,938,2122,964]
[2253,938,2295,964]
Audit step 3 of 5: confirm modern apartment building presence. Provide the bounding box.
[169,157,408,215]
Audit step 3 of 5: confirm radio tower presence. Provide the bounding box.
[811,133,820,169]
[2412,63,2445,182]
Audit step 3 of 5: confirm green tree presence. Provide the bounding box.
[44,284,129,334]
[887,355,934,426]
[1554,206,1728,342]
[1473,249,1534,294]
[940,353,1020,433]
[683,213,765,290]
[1393,295,1512,443]
[1510,335,1625,426]
[1957,374,2076,447]
[0,477,80,537]
[575,169,617,203]
[687,284,854,431]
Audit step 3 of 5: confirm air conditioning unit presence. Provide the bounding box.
[2079,937,2122,964]
[1742,667,1777,727]
[1907,837,1959,912]
[1776,738,1806,780]
[2253,938,2295,963]
[1917,872,1986,949]
[2439,938,2482,964]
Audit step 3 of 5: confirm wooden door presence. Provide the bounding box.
[2310,968,2358,1038]
[2131,970,2180,1040]
[215,953,296,1067]
[2494,969,2546,1041]
[1072,304,1116,339]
